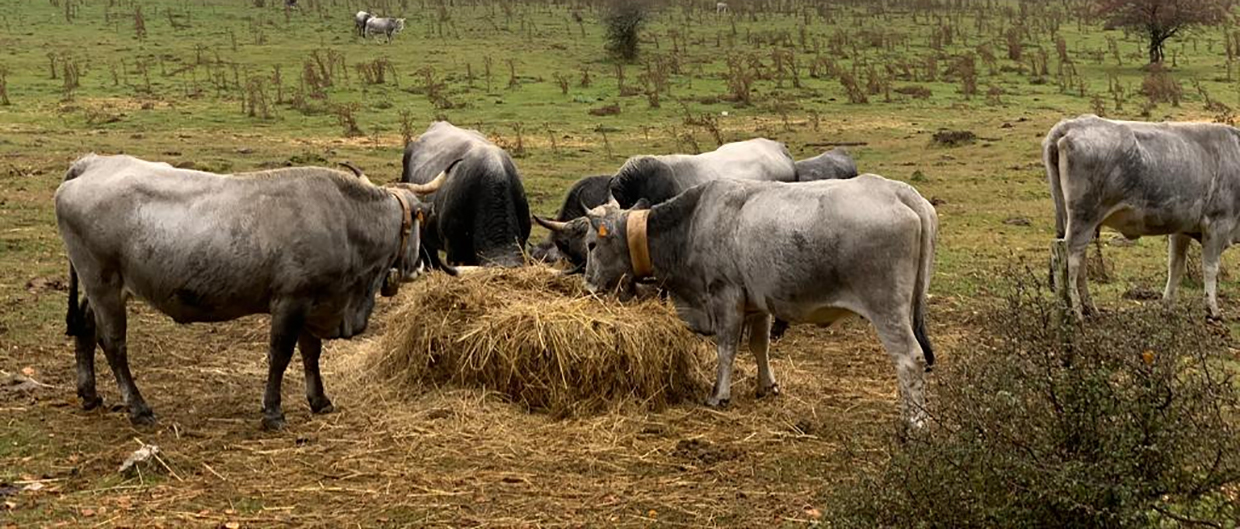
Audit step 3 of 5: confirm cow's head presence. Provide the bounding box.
[532,215,591,273]
[583,197,650,297]
[381,160,459,295]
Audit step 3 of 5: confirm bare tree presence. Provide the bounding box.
[1096,0,1233,65]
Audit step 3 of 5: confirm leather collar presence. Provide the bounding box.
[626,209,653,280]
[387,189,414,270]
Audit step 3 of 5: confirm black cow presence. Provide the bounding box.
[402,122,532,268]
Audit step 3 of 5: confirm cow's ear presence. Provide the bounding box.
[633,198,651,211]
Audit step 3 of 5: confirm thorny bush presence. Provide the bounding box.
[832,270,1240,528]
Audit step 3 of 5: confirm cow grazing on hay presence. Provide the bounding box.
[535,138,796,270]
[581,176,938,426]
[56,154,448,429]
[402,121,532,269]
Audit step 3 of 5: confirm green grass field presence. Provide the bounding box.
[2,0,1239,525]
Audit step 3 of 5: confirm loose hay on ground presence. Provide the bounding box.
[365,266,712,416]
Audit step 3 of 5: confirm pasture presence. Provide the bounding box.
[1,0,1238,525]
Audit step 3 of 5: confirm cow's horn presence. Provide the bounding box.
[338,161,365,178]
[404,171,447,194]
[533,216,568,232]
[402,159,463,194]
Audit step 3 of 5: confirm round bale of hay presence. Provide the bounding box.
[366,266,712,416]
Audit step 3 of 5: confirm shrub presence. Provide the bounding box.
[603,0,651,62]
[831,271,1240,528]
[1141,63,1182,106]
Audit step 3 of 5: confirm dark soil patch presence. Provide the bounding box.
[672,438,741,466]
[932,130,977,147]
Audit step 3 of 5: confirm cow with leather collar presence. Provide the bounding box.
[581,176,937,426]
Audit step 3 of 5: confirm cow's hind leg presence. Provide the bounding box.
[1065,216,1100,319]
[92,288,154,425]
[872,313,928,428]
[747,313,779,398]
[1162,233,1192,303]
[74,299,103,411]
[262,307,303,430]
[1202,232,1229,321]
[298,332,334,414]
[705,295,745,408]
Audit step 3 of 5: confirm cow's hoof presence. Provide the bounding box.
[80,395,103,411]
[261,414,287,431]
[756,383,780,399]
[704,397,730,409]
[128,409,157,427]
[1207,314,1224,325]
[310,398,335,415]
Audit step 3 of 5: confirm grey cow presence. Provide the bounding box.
[795,147,859,181]
[56,154,447,429]
[581,175,938,426]
[1045,115,1240,320]
[364,16,405,43]
[355,11,373,37]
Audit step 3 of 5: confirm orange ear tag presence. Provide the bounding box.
[598,224,609,237]
[416,210,425,223]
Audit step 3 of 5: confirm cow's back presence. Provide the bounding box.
[668,138,795,184]
[403,122,506,184]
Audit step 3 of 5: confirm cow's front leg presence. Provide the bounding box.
[705,295,744,408]
[747,313,779,398]
[1202,234,1228,321]
[262,307,303,430]
[298,332,334,414]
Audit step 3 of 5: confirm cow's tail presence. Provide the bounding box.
[66,263,84,336]
[1044,121,1072,240]
[61,155,96,337]
[400,144,414,182]
[912,197,938,371]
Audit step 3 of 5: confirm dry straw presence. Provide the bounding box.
[365,266,712,417]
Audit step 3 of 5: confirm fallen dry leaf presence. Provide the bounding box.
[222,522,241,529]
[803,506,822,519]
[20,367,35,377]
